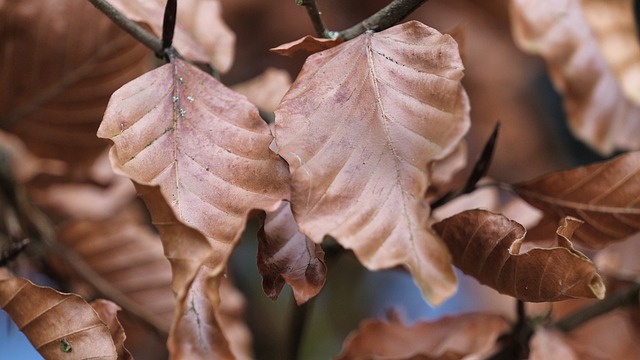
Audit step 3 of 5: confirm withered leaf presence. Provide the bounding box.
[108,0,235,72]
[0,0,150,170]
[0,268,121,359]
[514,151,640,248]
[336,313,508,360]
[90,299,133,360]
[530,328,579,360]
[270,35,344,57]
[433,209,605,302]
[257,200,327,304]
[511,0,640,154]
[274,21,470,305]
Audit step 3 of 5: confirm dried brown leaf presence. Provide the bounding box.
[514,151,640,248]
[270,35,344,57]
[0,268,121,359]
[232,68,292,112]
[510,0,640,154]
[336,313,508,360]
[90,299,133,360]
[0,0,151,170]
[433,210,605,301]
[257,200,327,304]
[108,0,235,72]
[274,21,470,305]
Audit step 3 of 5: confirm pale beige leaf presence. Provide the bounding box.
[336,313,508,360]
[108,0,235,72]
[270,35,344,57]
[274,21,470,305]
[232,68,292,112]
[426,141,468,202]
[514,151,640,248]
[530,329,579,360]
[433,210,605,301]
[595,232,640,280]
[257,200,327,304]
[510,0,640,154]
[90,299,133,360]
[0,0,151,170]
[0,268,119,359]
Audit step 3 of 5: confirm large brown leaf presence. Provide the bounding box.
[510,0,640,154]
[336,313,508,360]
[0,268,124,359]
[98,57,288,356]
[108,0,235,72]
[257,200,327,304]
[433,210,605,302]
[0,0,151,170]
[274,21,470,305]
[514,151,640,248]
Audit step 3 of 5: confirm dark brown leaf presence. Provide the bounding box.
[270,35,344,57]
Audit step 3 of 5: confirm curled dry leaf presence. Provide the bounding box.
[274,20,470,305]
[232,67,292,112]
[108,0,235,72]
[514,151,640,248]
[270,35,344,57]
[336,313,508,360]
[433,209,605,302]
[90,299,133,360]
[257,200,327,304]
[0,0,151,170]
[510,0,640,154]
[98,57,288,356]
[0,268,121,359]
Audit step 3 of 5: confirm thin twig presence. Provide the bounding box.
[554,282,640,332]
[88,0,164,56]
[338,0,429,40]
[298,0,333,38]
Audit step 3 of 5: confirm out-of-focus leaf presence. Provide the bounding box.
[510,0,640,154]
[257,200,326,304]
[90,299,133,360]
[232,68,292,112]
[270,35,344,57]
[274,20,470,305]
[108,0,235,72]
[0,268,121,359]
[530,328,579,360]
[514,152,640,248]
[56,203,175,331]
[595,232,640,280]
[433,210,605,301]
[0,0,151,170]
[98,56,287,355]
[0,130,66,182]
[336,313,508,360]
[217,277,253,360]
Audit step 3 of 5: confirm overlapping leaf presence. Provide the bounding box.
[433,209,605,301]
[98,57,288,356]
[510,0,640,154]
[257,200,327,304]
[0,0,150,170]
[108,0,235,72]
[270,35,344,57]
[336,313,508,360]
[514,151,640,248]
[274,21,470,305]
[0,268,124,359]
[90,299,133,360]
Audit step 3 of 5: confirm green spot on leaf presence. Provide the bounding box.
[60,338,72,353]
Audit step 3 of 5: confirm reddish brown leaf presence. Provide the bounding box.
[257,200,327,304]
[90,299,133,360]
[433,210,605,301]
[336,313,508,360]
[511,0,640,154]
[270,35,344,57]
[0,0,151,170]
[0,268,121,359]
[514,151,640,248]
[274,21,470,305]
[108,0,235,72]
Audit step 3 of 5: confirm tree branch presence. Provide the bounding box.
[298,0,333,39]
[338,0,429,40]
[88,0,164,56]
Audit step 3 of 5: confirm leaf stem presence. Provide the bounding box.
[298,0,333,38]
[338,0,429,40]
[161,0,178,51]
[88,0,164,57]
[287,296,314,360]
[554,282,640,332]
